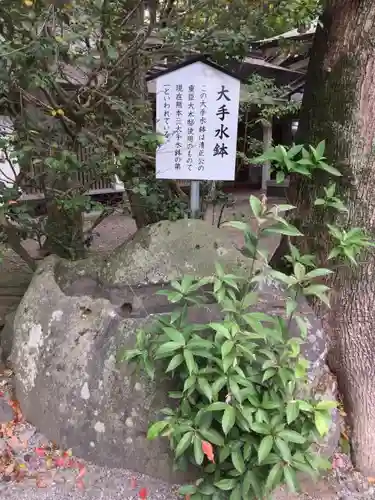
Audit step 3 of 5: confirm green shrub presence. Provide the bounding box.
[123,142,373,499]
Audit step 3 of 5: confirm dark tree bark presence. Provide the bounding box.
[272,0,375,474]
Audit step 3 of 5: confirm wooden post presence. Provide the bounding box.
[261,121,272,192]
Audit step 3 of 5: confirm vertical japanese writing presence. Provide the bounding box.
[163,84,171,141]
[174,84,183,170]
[186,84,195,171]
[198,85,207,171]
[213,84,231,158]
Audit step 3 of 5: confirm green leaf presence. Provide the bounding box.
[211,376,227,397]
[258,435,274,464]
[222,406,236,435]
[318,161,342,176]
[304,268,333,279]
[193,435,204,465]
[209,323,231,339]
[223,220,251,232]
[147,421,168,440]
[155,342,183,358]
[229,378,242,403]
[231,449,245,473]
[229,484,242,500]
[250,195,263,218]
[250,422,270,435]
[275,437,291,462]
[222,340,235,358]
[286,401,300,424]
[175,431,193,457]
[199,428,225,446]
[276,170,285,183]
[163,327,186,345]
[262,223,303,237]
[183,375,197,392]
[315,400,337,411]
[214,478,237,491]
[242,470,262,497]
[184,349,197,375]
[284,466,298,492]
[295,315,309,338]
[198,377,213,402]
[166,354,184,372]
[314,410,331,436]
[278,430,306,444]
[179,484,198,495]
[264,463,283,493]
[315,140,326,160]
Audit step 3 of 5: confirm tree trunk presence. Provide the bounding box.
[275,1,375,474]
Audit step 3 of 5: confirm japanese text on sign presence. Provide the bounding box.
[155,61,240,180]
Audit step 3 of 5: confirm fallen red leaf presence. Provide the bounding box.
[76,479,85,490]
[185,496,191,500]
[77,466,86,479]
[201,440,215,463]
[139,487,148,499]
[130,477,137,489]
[35,448,46,457]
[54,457,66,467]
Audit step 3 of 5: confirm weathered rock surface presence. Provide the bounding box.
[9,219,337,483]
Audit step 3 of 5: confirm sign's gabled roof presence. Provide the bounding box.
[146,55,243,82]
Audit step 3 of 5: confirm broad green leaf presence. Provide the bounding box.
[286,298,298,318]
[250,195,263,218]
[147,421,168,440]
[163,327,186,345]
[184,349,197,375]
[278,430,306,444]
[209,323,231,339]
[287,144,304,158]
[183,375,197,392]
[286,401,300,424]
[199,428,225,446]
[155,342,182,357]
[275,437,291,461]
[250,422,270,435]
[222,340,235,358]
[229,484,242,500]
[284,466,298,492]
[214,478,237,491]
[193,435,204,465]
[262,223,303,237]
[231,449,245,473]
[223,220,251,232]
[318,161,342,176]
[293,262,306,280]
[179,484,198,495]
[315,140,326,160]
[166,354,184,372]
[316,400,337,411]
[305,268,333,279]
[175,431,193,457]
[314,410,331,436]
[198,377,213,402]
[258,435,274,464]
[222,405,236,435]
[267,270,296,285]
[211,376,227,397]
[264,463,283,493]
[242,470,262,497]
[229,379,242,403]
[219,446,231,463]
